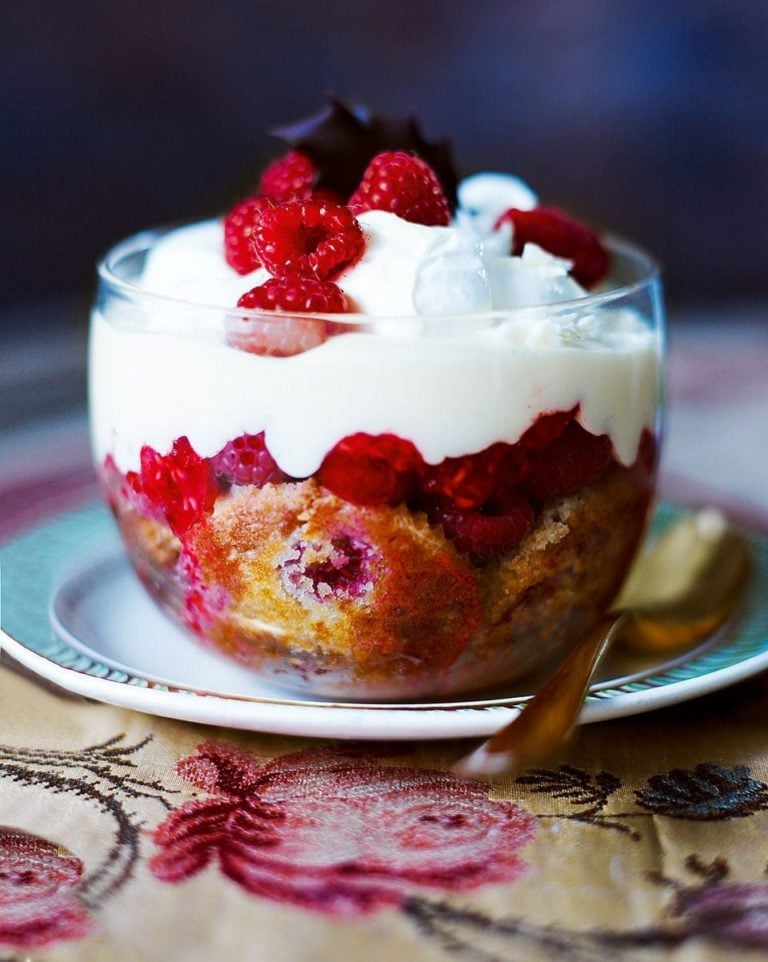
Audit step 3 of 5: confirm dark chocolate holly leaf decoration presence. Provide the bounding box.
[272,95,458,208]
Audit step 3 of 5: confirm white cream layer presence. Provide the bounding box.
[90,305,660,478]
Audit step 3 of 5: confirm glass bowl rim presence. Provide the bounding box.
[97,221,662,325]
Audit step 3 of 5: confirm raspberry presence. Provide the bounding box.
[238,276,348,313]
[520,407,578,451]
[226,277,347,357]
[224,196,272,275]
[637,427,658,474]
[421,445,506,511]
[414,409,593,514]
[211,432,286,487]
[258,149,317,203]
[253,199,364,279]
[526,421,613,502]
[348,151,450,226]
[496,206,610,288]
[179,548,230,633]
[496,445,533,489]
[281,535,375,602]
[226,313,326,357]
[318,433,424,506]
[130,436,218,537]
[440,498,534,560]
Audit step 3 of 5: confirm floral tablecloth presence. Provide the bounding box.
[1,311,767,962]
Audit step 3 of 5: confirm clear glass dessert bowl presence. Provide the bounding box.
[90,228,664,700]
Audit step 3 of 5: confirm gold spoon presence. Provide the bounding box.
[455,509,750,780]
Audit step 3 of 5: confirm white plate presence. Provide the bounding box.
[2,503,767,740]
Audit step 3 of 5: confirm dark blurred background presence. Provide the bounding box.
[2,0,767,323]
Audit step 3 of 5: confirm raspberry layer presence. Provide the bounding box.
[103,421,656,698]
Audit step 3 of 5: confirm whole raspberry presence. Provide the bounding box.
[224,196,273,275]
[496,206,610,288]
[129,436,218,537]
[440,498,534,560]
[421,445,506,511]
[253,198,364,279]
[519,407,578,451]
[238,276,348,313]
[318,433,424,506]
[211,432,286,487]
[259,149,318,203]
[526,421,613,502]
[226,277,347,356]
[348,151,451,226]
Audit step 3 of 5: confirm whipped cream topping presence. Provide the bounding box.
[456,172,538,235]
[343,211,492,315]
[136,208,584,318]
[139,220,269,306]
[91,173,661,478]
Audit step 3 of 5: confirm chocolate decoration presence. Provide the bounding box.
[271,96,458,208]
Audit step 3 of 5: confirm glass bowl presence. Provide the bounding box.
[90,227,664,700]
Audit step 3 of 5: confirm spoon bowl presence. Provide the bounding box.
[455,509,750,779]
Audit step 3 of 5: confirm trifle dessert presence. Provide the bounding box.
[90,98,663,699]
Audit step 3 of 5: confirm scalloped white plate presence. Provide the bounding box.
[1,502,767,740]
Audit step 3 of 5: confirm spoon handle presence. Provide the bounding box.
[455,612,628,779]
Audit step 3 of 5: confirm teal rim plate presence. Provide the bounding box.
[1,501,767,740]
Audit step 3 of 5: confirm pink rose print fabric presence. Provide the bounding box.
[0,828,93,949]
[150,743,535,916]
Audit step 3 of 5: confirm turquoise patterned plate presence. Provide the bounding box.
[1,502,767,740]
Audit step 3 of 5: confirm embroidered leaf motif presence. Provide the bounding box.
[635,764,768,820]
[685,854,730,884]
[0,734,175,909]
[515,765,635,838]
[516,765,621,813]
[404,897,605,962]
